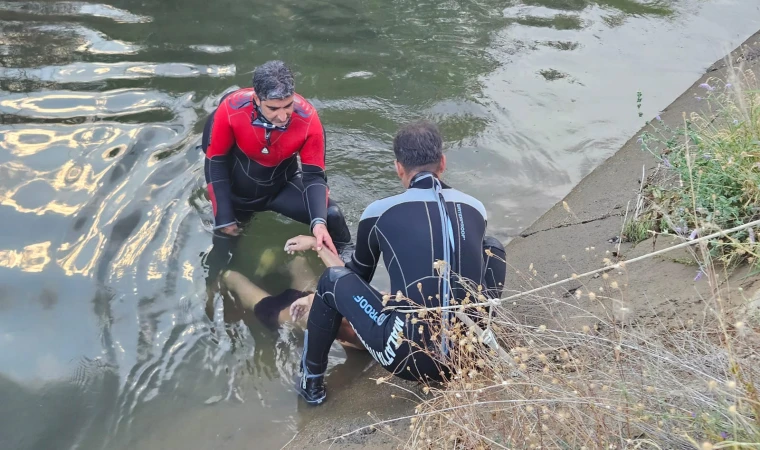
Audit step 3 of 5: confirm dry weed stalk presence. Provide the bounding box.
[399,257,760,449]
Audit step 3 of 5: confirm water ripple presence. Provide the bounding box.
[0,1,152,23]
[0,62,236,84]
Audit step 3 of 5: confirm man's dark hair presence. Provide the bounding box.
[252,60,295,101]
[393,120,444,171]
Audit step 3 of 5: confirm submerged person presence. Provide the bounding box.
[296,120,508,405]
[220,235,365,351]
[201,60,352,288]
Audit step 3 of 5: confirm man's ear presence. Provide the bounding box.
[439,154,447,174]
[251,92,260,106]
[395,160,405,179]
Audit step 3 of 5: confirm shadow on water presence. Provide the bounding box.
[0,0,759,448]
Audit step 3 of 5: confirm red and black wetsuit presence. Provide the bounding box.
[202,88,349,241]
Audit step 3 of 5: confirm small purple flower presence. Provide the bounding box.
[703,154,712,160]
[656,114,662,121]
[699,83,714,91]
[725,83,732,89]
[694,270,704,281]
[637,137,643,144]
[663,157,672,168]
[696,96,703,101]
[734,119,739,125]
[674,226,685,235]
[689,228,699,240]
[720,431,728,439]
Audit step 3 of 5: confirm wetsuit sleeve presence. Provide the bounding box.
[346,216,380,282]
[203,101,236,229]
[299,114,329,231]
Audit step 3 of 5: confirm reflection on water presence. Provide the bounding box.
[0,0,758,448]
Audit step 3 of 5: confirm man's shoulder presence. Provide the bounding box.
[442,188,487,221]
[224,88,255,111]
[359,189,438,221]
[293,93,318,121]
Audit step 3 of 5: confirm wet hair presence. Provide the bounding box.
[392,120,444,171]
[252,60,295,101]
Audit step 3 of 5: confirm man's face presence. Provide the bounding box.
[257,95,295,127]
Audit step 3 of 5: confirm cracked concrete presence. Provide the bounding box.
[519,210,624,238]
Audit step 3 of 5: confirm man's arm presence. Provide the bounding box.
[284,235,344,268]
[204,101,237,233]
[345,215,380,282]
[299,107,340,254]
[298,114,330,228]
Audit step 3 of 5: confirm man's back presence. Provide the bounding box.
[346,173,488,309]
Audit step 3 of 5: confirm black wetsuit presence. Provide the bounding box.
[302,172,506,382]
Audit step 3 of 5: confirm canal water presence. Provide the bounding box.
[1,0,757,448]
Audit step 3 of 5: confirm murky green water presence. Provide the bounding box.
[0,0,757,448]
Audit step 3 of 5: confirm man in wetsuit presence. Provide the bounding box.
[201,60,351,285]
[296,120,507,405]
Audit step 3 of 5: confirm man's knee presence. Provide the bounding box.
[483,236,505,254]
[315,267,356,307]
[326,203,351,244]
[317,266,354,289]
[327,204,346,226]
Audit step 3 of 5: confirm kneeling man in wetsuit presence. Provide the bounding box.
[202,60,352,285]
[296,120,507,404]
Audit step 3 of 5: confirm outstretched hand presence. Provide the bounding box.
[289,294,315,323]
[312,223,338,255]
[284,235,318,254]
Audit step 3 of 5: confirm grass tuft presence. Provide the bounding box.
[635,70,760,270]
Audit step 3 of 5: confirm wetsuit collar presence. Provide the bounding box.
[408,171,449,190]
[251,103,289,132]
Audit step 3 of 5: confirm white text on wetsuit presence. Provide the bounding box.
[353,295,389,326]
[456,204,466,240]
[352,316,405,367]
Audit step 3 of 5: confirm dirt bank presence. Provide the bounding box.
[285,30,760,450]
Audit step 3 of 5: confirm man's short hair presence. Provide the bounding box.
[252,60,295,101]
[393,120,444,171]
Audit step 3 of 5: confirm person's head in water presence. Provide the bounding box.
[393,120,447,188]
[252,60,296,128]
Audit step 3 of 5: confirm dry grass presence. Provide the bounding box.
[401,270,760,449]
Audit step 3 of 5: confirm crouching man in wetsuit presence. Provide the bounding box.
[296,120,507,405]
[202,60,352,287]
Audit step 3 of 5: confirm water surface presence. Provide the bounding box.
[1,0,758,448]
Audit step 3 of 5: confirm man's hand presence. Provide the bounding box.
[312,223,337,254]
[289,294,315,323]
[284,235,317,254]
[220,224,240,236]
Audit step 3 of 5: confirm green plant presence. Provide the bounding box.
[636,71,760,270]
[622,218,654,244]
